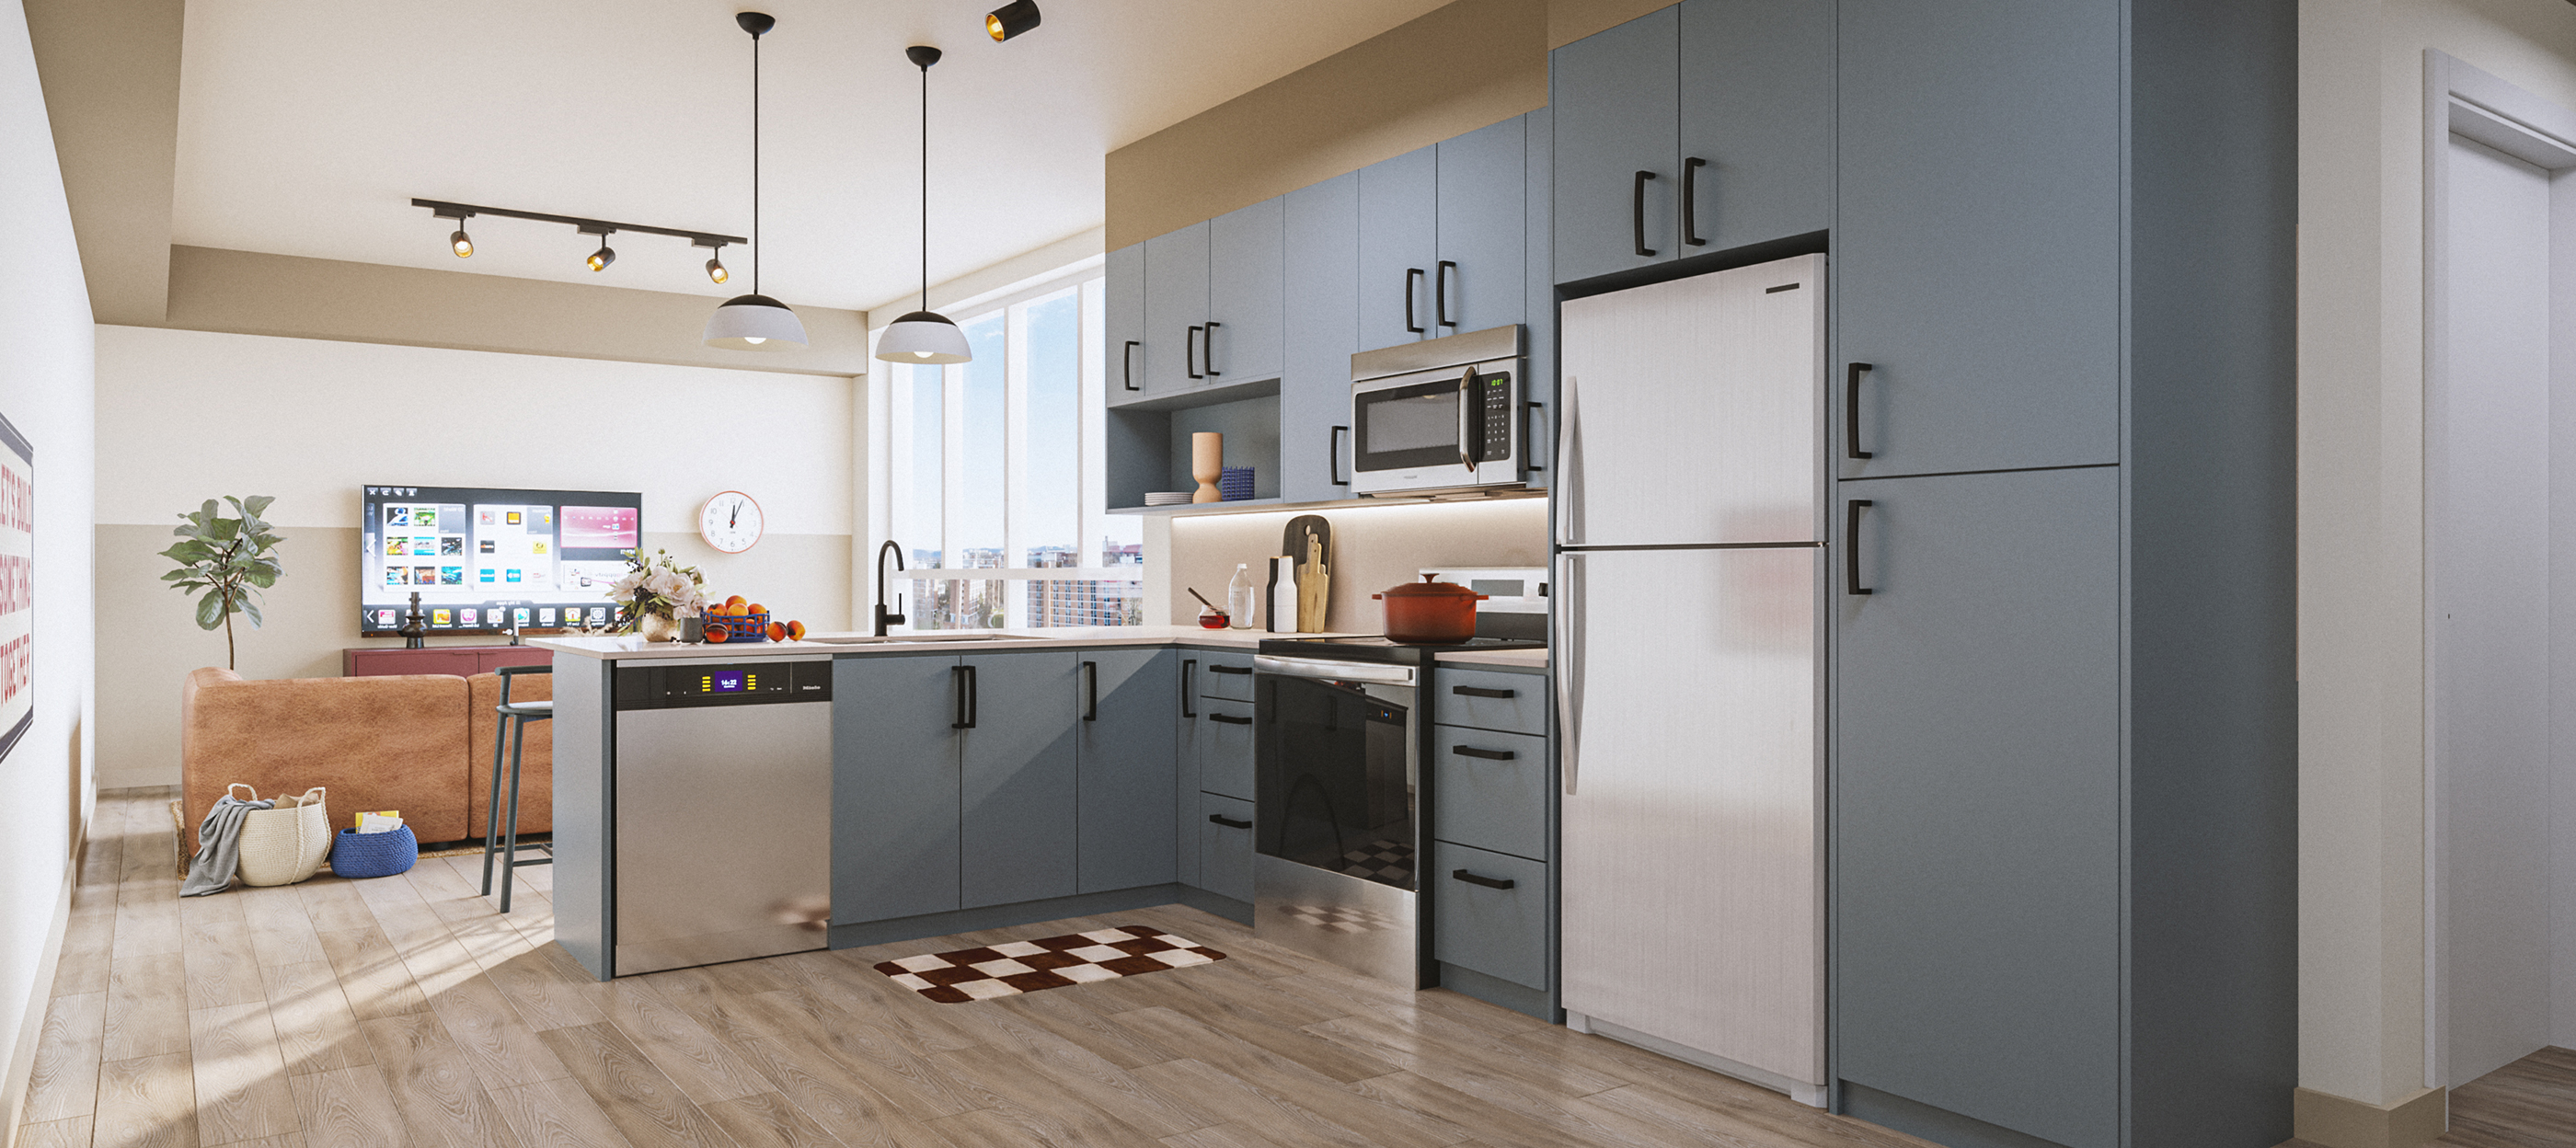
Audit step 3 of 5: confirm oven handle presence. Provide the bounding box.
[1253,655,1418,687]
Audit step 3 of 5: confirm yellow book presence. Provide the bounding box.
[356,810,399,831]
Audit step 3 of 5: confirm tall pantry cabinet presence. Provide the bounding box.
[1550,4,2296,1148]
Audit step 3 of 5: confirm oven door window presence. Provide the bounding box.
[1353,376,1468,474]
[1255,674,1417,890]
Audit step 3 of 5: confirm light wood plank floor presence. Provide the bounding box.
[2439,1046,2576,1148]
[21,788,1937,1148]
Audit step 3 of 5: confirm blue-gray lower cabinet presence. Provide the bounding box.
[1431,841,1547,991]
[959,652,1080,910]
[832,654,965,924]
[1201,652,1256,702]
[1428,664,1556,1021]
[1076,649,1178,893]
[1197,793,1255,904]
[1194,700,1255,802]
[1836,467,2121,1148]
[1430,726,1548,863]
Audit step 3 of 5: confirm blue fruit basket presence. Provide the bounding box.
[705,611,769,643]
[330,824,417,878]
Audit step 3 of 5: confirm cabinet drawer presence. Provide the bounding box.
[1198,793,1256,904]
[1431,727,1548,862]
[1436,669,1547,736]
[1197,652,1257,701]
[1195,701,1256,800]
[1432,841,1548,991]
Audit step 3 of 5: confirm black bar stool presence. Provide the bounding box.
[481,663,553,912]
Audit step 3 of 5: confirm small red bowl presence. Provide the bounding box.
[1197,612,1229,629]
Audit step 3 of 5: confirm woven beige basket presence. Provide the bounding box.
[232,784,332,887]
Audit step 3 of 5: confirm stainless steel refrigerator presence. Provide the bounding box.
[1556,253,1827,1106]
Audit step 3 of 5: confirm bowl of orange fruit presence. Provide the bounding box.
[698,596,807,644]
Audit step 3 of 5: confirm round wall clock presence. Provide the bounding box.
[698,490,765,554]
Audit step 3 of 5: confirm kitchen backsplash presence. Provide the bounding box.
[1162,498,1550,632]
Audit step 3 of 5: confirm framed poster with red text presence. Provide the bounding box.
[0,413,29,763]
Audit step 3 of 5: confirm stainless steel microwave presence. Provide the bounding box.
[1349,325,1527,497]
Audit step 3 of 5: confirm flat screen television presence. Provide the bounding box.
[359,484,642,637]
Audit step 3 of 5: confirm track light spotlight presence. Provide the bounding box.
[707,256,729,283]
[450,227,474,258]
[587,239,616,271]
[986,0,1040,40]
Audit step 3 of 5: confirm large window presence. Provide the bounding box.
[877,272,1144,629]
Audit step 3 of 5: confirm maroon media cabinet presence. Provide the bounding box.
[342,645,555,678]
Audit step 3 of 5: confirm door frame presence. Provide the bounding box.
[2421,48,2576,1091]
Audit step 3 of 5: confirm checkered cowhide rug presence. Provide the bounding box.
[872,925,1228,1004]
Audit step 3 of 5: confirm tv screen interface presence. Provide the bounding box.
[360,485,641,636]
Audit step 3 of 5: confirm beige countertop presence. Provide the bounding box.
[530,627,1547,668]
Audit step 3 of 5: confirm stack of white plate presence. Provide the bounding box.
[1143,491,1193,506]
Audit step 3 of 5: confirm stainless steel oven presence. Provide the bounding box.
[1350,325,1528,497]
[1250,654,1425,986]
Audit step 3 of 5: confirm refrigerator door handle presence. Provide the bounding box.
[1557,551,1584,796]
[1556,372,1581,546]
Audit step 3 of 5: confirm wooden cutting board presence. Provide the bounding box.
[1284,515,1331,632]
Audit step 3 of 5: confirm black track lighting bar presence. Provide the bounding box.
[409,199,744,249]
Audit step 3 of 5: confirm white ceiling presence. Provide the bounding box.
[170,0,1454,312]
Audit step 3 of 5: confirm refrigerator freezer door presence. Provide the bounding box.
[1558,253,1825,547]
[1560,545,1823,1092]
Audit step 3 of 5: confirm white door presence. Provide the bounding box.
[1558,254,1824,547]
[1559,545,1823,1093]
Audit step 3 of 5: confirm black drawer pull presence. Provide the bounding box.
[1682,156,1708,247]
[1208,664,1252,675]
[1121,340,1140,391]
[1632,170,1658,258]
[1452,869,1515,890]
[1452,685,1515,699]
[1208,713,1252,726]
[1209,814,1251,830]
[1180,659,1196,718]
[1452,745,1516,762]
[1846,362,1875,461]
[1846,499,1875,596]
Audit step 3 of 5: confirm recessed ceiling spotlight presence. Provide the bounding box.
[986,0,1040,41]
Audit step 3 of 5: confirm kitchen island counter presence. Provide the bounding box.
[531,626,1541,663]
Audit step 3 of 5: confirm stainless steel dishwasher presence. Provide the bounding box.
[611,657,832,975]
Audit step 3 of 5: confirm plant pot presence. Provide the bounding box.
[637,613,683,643]
[1374,573,1487,644]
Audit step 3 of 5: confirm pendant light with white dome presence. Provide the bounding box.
[875,45,972,365]
[704,11,810,351]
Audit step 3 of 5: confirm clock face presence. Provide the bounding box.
[698,491,764,554]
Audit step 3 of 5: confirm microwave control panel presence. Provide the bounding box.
[1476,372,1513,462]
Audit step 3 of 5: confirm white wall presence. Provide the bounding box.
[2297,0,2576,1115]
[0,0,98,1132]
[93,326,857,787]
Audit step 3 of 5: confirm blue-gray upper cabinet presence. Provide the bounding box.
[832,654,964,924]
[959,651,1080,910]
[1837,0,2121,477]
[1550,6,1679,285]
[1075,649,1179,894]
[1675,0,1832,255]
[1357,144,1440,351]
[1206,198,1285,385]
[1282,174,1360,505]
[1434,116,1527,338]
[1107,243,1147,403]
[1835,466,2122,1148]
[1142,223,1211,397]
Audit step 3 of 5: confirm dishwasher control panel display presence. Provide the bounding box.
[614,660,832,709]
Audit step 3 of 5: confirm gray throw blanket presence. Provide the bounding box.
[181,793,274,897]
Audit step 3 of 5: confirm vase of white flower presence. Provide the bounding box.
[608,550,709,642]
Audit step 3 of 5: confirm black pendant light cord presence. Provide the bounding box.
[920,57,929,315]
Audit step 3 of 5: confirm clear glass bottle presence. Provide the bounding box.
[1227,563,1256,629]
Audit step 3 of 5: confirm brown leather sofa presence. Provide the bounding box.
[181,667,553,853]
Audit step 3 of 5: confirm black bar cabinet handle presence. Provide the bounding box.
[1846,362,1875,460]
[1405,268,1425,334]
[1633,170,1658,258]
[1452,869,1516,890]
[1330,426,1351,487]
[1452,745,1517,762]
[1082,660,1098,722]
[1436,261,1458,327]
[1683,157,1708,247]
[1846,499,1875,596]
[1203,321,1221,376]
[1524,402,1544,472]
[1121,340,1140,391]
[1209,664,1252,675]
[1180,659,1196,718]
[1209,814,1251,830]
[1209,713,1252,726]
[1186,326,1204,380]
[952,664,981,729]
[1453,684,1515,699]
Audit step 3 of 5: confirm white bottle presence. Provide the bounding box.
[1227,564,1256,630]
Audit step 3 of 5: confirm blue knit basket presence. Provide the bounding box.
[330,825,417,878]
[1220,466,1256,501]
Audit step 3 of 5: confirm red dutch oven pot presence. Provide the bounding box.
[1374,573,1488,644]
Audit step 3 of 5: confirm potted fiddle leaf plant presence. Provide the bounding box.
[160,496,285,670]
